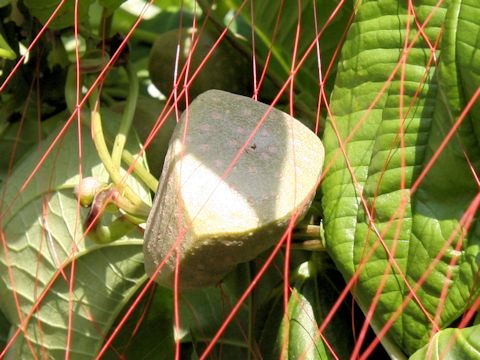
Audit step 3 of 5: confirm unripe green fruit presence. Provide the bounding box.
[148,28,252,104]
[143,90,324,289]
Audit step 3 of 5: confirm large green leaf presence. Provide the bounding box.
[0,118,150,358]
[102,284,175,359]
[0,111,66,186]
[321,0,480,355]
[24,0,94,30]
[103,265,252,359]
[0,310,10,351]
[103,250,312,358]
[259,259,354,359]
[99,0,125,12]
[409,324,480,359]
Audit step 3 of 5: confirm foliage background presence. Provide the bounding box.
[0,0,479,359]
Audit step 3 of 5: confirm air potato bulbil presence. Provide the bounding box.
[143,90,325,289]
[148,27,252,106]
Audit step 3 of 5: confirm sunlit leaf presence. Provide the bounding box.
[104,264,253,358]
[0,117,150,358]
[410,324,480,359]
[321,0,480,355]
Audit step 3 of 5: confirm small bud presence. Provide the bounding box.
[74,177,103,207]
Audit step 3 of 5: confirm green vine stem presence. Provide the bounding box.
[290,240,325,252]
[89,215,139,244]
[84,188,141,243]
[65,66,77,115]
[291,225,326,251]
[100,6,114,39]
[101,87,130,98]
[121,148,159,191]
[90,93,150,218]
[111,63,139,170]
[247,261,255,360]
[86,109,158,193]
[293,225,323,240]
[66,64,158,196]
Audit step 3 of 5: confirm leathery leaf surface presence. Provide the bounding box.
[144,90,324,290]
[410,324,480,359]
[0,116,150,358]
[321,0,480,355]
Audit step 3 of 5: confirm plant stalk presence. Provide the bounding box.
[90,94,150,218]
[111,63,139,170]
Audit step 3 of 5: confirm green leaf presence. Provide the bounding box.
[0,111,66,185]
[104,265,253,359]
[154,0,197,12]
[0,310,10,350]
[99,0,125,12]
[259,260,354,359]
[409,324,480,359]
[448,0,480,125]
[0,119,150,358]
[109,0,199,44]
[0,120,39,182]
[179,287,249,355]
[103,285,175,359]
[321,0,480,355]
[23,0,94,30]
[103,249,314,358]
[0,33,15,60]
